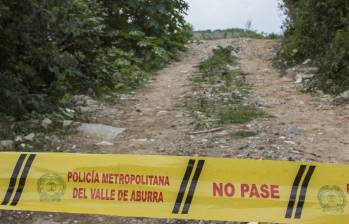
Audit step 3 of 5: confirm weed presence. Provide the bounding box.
[217,106,264,124]
[231,131,258,139]
[187,46,263,128]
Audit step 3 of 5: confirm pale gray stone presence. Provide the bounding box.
[41,118,52,129]
[32,220,61,224]
[78,123,125,140]
[332,90,349,105]
[24,133,35,141]
[63,120,73,128]
[0,140,15,150]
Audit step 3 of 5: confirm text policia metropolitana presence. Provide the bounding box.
[68,171,170,186]
[68,171,169,203]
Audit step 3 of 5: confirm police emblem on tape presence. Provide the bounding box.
[37,173,66,202]
[317,185,347,213]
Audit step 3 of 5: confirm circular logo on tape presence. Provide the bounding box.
[37,173,66,202]
[318,185,347,214]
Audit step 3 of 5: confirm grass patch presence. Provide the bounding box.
[217,106,264,124]
[187,46,263,128]
[231,131,258,139]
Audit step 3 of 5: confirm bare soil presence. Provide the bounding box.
[1,39,348,224]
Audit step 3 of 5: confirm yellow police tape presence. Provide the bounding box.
[0,152,348,223]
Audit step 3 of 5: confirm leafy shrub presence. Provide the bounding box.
[0,0,192,117]
[316,29,349,93]
[278,0,349,94]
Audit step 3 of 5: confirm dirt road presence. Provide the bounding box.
[2,39,349,224]
[240,39,349,163]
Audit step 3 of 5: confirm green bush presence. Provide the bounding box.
[0,0,192,117]
[316,29,349,93]
[278,0,349,94]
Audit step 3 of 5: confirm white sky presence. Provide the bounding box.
[185,0,285,34]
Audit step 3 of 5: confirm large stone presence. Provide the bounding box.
[78,123,126,140]
[0,140,15,150]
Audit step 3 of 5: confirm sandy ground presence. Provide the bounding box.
[1,39,348,224]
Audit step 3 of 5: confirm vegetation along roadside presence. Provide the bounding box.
[186,45,264,131]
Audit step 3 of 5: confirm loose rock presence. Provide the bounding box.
[95,141,114,146]
[15,136,23,142]
[332,90,349,105]
[284,140,297,145]
[78,123,126,140]
[295,73,314,84]
[24,133,35,141]
[131,138,148,142]
[32,220,61,224]
[302,58,312,65]
[63,120,73,128]
[0,140,15,150]
[287,126,304,135]
[70,95,103,113]
[41,118,52,129]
